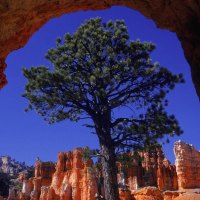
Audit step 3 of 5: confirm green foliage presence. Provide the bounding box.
[23,17,184,152]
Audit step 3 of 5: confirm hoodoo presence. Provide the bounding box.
[3,141,200,200]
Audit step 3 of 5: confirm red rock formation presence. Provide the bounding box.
[157,159,178,191]
[114,148,177,192]
[119,189,132,200]
[31,160,55,200]
[11,141,200,200]
[164,189,200,200]
[45,149,98,200]
[174,191,200,200]
[18,147,176,200]
[164,191,179,200]
[174,141,200,190]
[132,186,163,200]
[135,149,178,190]
[0,0,200,98]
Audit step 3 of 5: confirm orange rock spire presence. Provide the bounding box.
[6,141,200,200]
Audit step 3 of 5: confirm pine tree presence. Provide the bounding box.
[22,18,184,200]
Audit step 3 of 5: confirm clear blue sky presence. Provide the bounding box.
[0,6,199,166]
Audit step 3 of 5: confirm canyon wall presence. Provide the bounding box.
[0,0,200,99]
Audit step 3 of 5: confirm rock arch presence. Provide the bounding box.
[0,0,199,99]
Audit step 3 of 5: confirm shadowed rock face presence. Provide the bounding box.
[0,0,200,99]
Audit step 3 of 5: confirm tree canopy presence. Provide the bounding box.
[22,18,184,200]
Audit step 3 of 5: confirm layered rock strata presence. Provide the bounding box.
[0,0,200,98]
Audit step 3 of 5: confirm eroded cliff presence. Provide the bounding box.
[3,141,200,200]
[0,0,200,99]
[13,147,177,200]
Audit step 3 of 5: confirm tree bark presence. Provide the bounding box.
[99,141,119,200]
[93,106,119,200]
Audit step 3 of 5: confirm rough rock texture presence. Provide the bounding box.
[117,149,178,191]
[164,189,200,200]
[5,141,200,200]
[40,149,99,200]
[5,161,53,200]
[174,191,200,200]
[16,147,177,200]
[30,161,55,200]
[0,0,200,99]
[174,141,200,190]
[164,191,180,200]
[132,187,163,200]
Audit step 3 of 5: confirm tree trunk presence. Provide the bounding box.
[99,139,119,200]
[93,108,119,200]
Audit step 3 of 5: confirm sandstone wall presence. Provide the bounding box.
[174,141,200,190]
[0,0,200,98]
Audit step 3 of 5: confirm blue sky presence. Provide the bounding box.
[0,6,200,165]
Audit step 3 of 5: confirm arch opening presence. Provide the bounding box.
[0,0,200,99]
[0,6,199,165]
